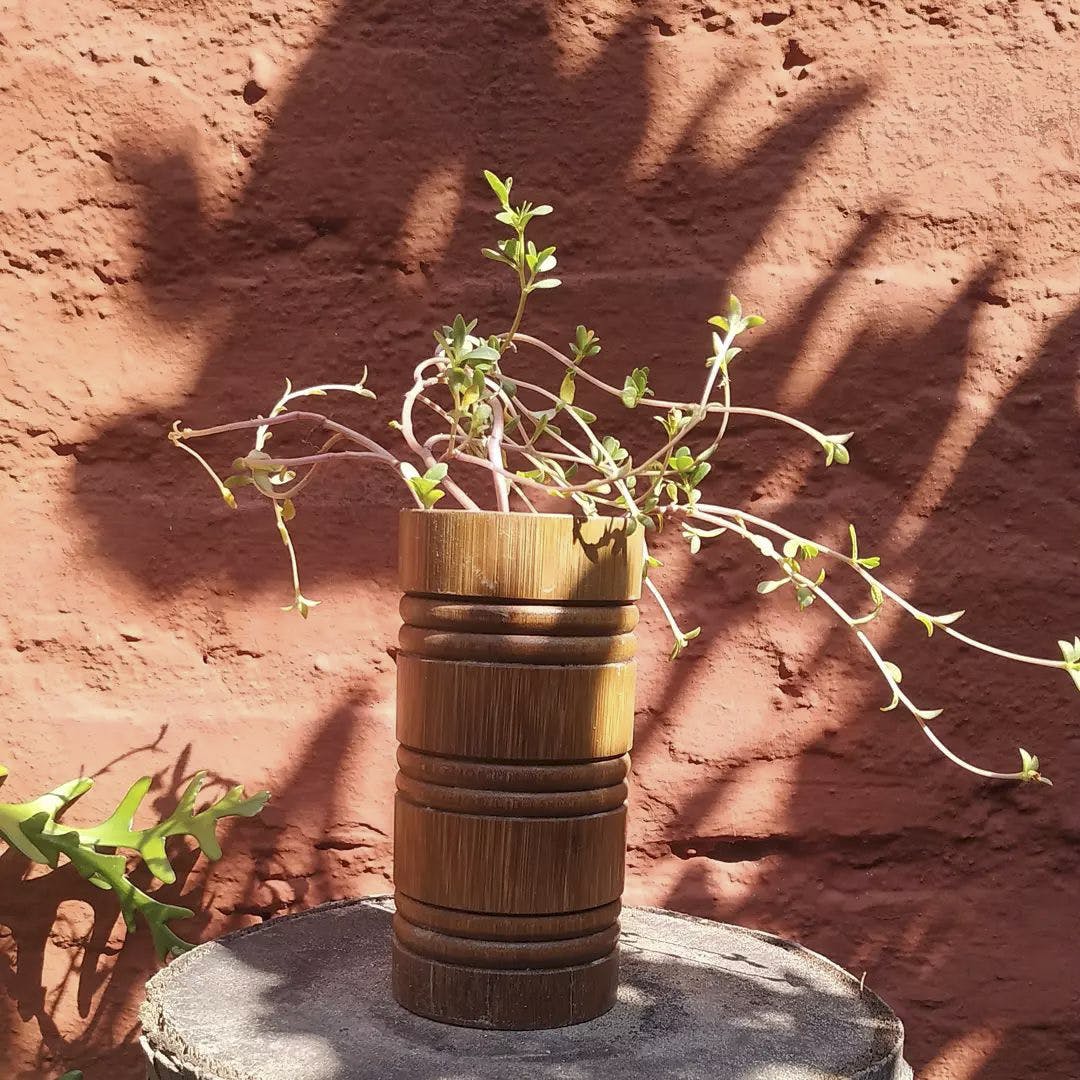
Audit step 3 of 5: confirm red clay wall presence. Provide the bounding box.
[2,1,1078,1077]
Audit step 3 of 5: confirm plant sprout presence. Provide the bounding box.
[170,171,1077,786]
[0,765,269,958]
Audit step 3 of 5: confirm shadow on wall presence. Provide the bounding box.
[49,1,1079,1078]
[655,297,1080,1078]
[71,1,868,601]
[0,749,230,1079]
[3,690,391,1080]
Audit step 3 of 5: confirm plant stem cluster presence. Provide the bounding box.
[170,172,1076,785]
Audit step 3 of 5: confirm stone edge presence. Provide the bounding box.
[140,897,910,1080]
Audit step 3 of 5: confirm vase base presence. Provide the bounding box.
[391,936,618,1030]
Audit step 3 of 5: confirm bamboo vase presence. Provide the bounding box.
[392,509,644,1029]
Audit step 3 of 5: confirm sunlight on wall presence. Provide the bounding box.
[924,1027,1004,1080]
[627,32,741,184]
[545,0,636,78]
[395,160,466,283]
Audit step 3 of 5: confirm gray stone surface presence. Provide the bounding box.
[140,898,912,1080]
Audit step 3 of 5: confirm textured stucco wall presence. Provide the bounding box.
[2,1,1079,1077]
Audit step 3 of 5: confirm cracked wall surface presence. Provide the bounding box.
[2,1,1079,1077]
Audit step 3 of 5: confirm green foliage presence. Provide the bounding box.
[402,462,448,508]
[1059,637,1080,691]
[822,431,854,467]
[571,325,602,362]
[480,171,560,297]
[167,169,1073,787]
[669,625,701,660]
[0,766,269,959]
[621,367,651,409]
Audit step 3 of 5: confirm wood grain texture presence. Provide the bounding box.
[396,774,630,816]
[400,596,639,636]
[393,510,639,1029]
[393,914,621,969]
[393,895,622,942]
[396,747,631,792]
[394,799,626,912]
[399,509,644,601]
[392,938,619,1030]
[396,655,635,761]
[398,624,637,664]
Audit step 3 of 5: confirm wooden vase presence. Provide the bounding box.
[392,509,644,1029]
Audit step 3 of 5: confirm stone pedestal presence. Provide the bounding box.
[139,898,913,1079]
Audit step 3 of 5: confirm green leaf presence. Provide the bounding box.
[0,777,94,863]
[707,315,729,332]
[782,538,800,558]
[883,661,903,684]
[757,579,788,595]
[23,815,196,959]
[280,498,296,522]
[795,585,815,609]
[621,367,650,409]
[500,237,520,264]
[571,329,601,361]
[284,593,321,618]
[483,170,511,207]
[916,614,935,637]
[4,769,268,960]
[823,433,854,467]
[848,524,859,561]
[1018,748,1050,784]
[744,314,766,328]
[76,772,269,883]
[1059,637,1080,692]
[531,204,553,216]
[688,462,711,487]
[404,462,448,509]
[559,370,576,405]
[669,626,701,660]
[530,277,561,290]
[464,344,500,362]
[728,294,743,319]
[933,610,965,626]
[569,406,597,424]
[58,1072,84,1080]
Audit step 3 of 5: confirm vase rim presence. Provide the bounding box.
[399,507,622,523]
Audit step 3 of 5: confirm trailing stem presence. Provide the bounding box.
[169,170,1074,786]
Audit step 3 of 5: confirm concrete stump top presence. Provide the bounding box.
[140,897,912,1080]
